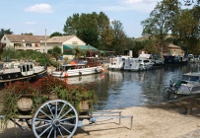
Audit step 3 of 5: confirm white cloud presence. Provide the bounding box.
[25,4,53,13]
[25,21,36,25]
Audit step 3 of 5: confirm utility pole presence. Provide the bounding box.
[45,29,47,53]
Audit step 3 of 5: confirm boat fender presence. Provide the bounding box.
[64,73,68,77]
[0,76,2,79]
[15,74,18,77]
[79,72,82,76]
[8,75,10,78]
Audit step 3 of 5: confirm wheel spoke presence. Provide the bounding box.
[35,118,51,123]
[47,127,54,138]
[60,108,73,119]
[58,103,67,118]
[39,124,52,137]
[60,122,76,126]
[57,127,64,137]
[39,109,53,120]
[60,124,71,134]
[47,103,55,118]
[60,116,76,122]
[35,122,51,129]
[55,101,58,117]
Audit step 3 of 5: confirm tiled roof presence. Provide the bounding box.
[5,34,48,43]
[46,36,74,43]
[168,43,180,48]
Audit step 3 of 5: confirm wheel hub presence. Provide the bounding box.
[52,118,60,127]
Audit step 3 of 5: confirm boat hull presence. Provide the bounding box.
[0,69,47,88]
[51,66,104,78]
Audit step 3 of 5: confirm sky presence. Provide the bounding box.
[1,0,165,38]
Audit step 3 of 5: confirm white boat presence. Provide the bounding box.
[108,56,129,70]
[0,61,47,88]
[123,57,153,71]
[176,72,200,95]
[139,53,164,67]
[123,57,140,71]
[62,73,105,84]
[138,58,154,70]
[51,57,104,78]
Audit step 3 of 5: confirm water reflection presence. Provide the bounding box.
[0,63,199,111]
[91,63,200,110]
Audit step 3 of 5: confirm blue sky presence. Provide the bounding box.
[1,0,162,38]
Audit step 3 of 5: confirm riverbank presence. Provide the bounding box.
[1,96,200,138]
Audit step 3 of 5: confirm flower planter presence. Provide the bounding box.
[79,100,89,112]
[17,95,33,113]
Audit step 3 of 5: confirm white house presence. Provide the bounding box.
[1,34,99,59]
[1,34,47,52]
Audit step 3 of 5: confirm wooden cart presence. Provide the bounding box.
[0,96,133,138]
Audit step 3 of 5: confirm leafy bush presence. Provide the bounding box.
[0,76,96,129]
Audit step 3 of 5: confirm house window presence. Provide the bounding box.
[26,43,32,47]
[72,41,77,45]
[35,43,38,47]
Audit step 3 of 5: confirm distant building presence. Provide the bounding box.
[1,34,99,59]
[163,43,185,57]
[139,43,185,57]
[1,34,48,52]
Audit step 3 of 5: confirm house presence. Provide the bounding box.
[139,43,185,57]
[163,43,185,57]
[1,34,48,52]
[1,34,99,59]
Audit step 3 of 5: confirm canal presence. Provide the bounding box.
[89,63,199,110]
[0,62,199,111]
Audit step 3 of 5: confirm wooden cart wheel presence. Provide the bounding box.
[32,99,78,138]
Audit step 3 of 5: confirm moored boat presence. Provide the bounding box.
[123,57,154,71]
[176,72,200,95]
[165,71,200,97]
[108,56,129,70]
[51,57,104,78]
[0,61,47,88]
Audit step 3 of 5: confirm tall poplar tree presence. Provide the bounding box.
[141,0,181,57]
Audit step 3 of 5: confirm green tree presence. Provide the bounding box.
[0,28,13,39]
[63,12,115,50]
[97,12,114,50]
[78,13,99,47]
[1,47,16,61]
[74,46,82,59]
[111,20,127,55]
[47,46,61,61]
[172,8,200,54]
[50,32,63,38]
[141,0,181,57]
[63,13,80,35]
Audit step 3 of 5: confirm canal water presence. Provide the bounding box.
[0,63,199,111]
[90,63,199,110]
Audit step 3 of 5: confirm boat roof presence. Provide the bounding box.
[183,72,200,77]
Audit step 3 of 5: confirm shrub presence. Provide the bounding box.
[0,76,96,129]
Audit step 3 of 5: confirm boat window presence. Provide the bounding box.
[81,61,88,65]
[182,75,199,82]
[27,65,30,71]
[30,64,33,69]
[189,76,199,81]
[143,60,149,63]
[22,65,26,72]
